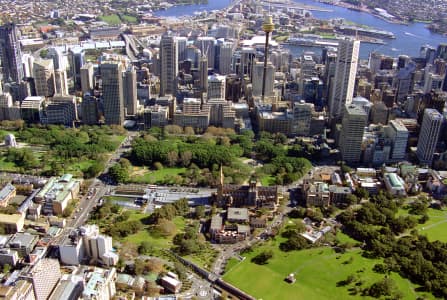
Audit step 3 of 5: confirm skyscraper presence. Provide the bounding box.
[386,120,409,162]
[69,47,85,90]
[159,35,178,96]
[199,56,208,94]
[261,14,274,102]
[123,65,138,116]
[54,69,68,95]
[218,41,234,75]
[176,36,187,63]
[339,104,367,163]
[208,74,226,99]
[416,108,443,165]
[101,61,124,125]
[80,62,94,94]
[195,37,216,70]
[81,94,99,125]
[0,23,24,83]
[252,61,274,98]
[329,38,360,118]
[33,59,56,97]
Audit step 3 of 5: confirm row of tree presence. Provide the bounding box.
[130,138,243,169]
[337,192,447,298]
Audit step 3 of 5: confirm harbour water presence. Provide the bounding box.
[154,0,447,59]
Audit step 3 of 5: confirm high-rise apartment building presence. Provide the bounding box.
[159,35,178,96]
[416,108,443,165]
[339,104,368,163]
[101,61,124,125]
[0,23,24,83]
[329,39,360,118]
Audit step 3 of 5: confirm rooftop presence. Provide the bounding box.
[8,232,38,248]
[227,207,249,221]
[0,184,15,200]
[0,213,24,225]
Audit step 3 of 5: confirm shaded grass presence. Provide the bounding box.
[123,213,186,248]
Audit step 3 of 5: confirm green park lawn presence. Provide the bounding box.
[130,167,187,184]
[224,257,240,273]
[397,207,447,242]
[416,208,447,242]
[99,14,122,25]
[223,236,433,300]
[121,14,138,23]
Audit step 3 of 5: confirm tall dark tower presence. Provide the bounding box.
[261,15,274,102]
[199,55,208,95]
[0,23,24,83]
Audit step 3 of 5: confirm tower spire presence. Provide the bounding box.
[261,12,274,102]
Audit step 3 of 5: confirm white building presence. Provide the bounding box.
[383,173,406,196]
[59,234,84,265]
[80,224,118,267]
[386,120,409,161]
[328,38,360,118]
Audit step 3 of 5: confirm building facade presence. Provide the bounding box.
[416,108,443,165]
[328,39,360,118]
[101,61,124,125]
